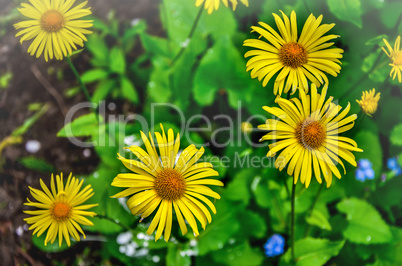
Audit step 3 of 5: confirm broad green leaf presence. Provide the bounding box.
[0,71,12,88]
[337,198,392,244]
[109,47,126,74]
[193,35,251,107]
[81,69,109,83]
[223,168,255,205]
[198,200,240,255]
[147,57,172,102]
[380,2,402,28]
[238,210,267,239]
[211,241,264,266]
[120,76,138,104]
[32,233,72,253]
[92,79,116,104]
[280,238,345,266]
[166,244,191,266]
[390,124,402,146]
[140,32,170,57]
[306,209,332,231]
[84,216,124,234]
[57,113,103,138]
[86,34,109,67]
[354,130,382,175]
[19,157,55,172]
[327,0,362,28]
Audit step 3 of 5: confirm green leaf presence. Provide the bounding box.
[166,244,191,266]
[211,241,264,266]
[239,210,267,239]
[32,233,72,253]
[147,57,172,102]
[92,79,116,104]
[306,209,332,231]
[120,76,138,104]
[109,47,126,74]
[86,34,109,67]
[390,124,402,146]
[19,157,55,172]
[223,168,254,205]
[280,238,345,266]
[337,198,393,244]
[380,2,402,28]
[84,216,124,234]
[354,130,382,175]
[0,71,12,88]
[81,69,109,83]
[57,113,102,138]
[327,0,362,28]
[198,200,240,255]
[193,35,251,107]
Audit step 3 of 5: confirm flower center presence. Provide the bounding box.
[52,202,71,220]
[295,119,326,150]
[279,42,308,68]
[154,168,186,201]
[392,51,402,65]
[40,10,65,32]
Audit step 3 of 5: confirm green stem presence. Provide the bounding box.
[66,56,92,103]
[303,182,324,237]
[290,178,296,263]
[171,7,203,65]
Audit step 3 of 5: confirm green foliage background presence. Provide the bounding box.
[4,0,402,265]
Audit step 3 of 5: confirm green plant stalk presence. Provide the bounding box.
[96,214,134,232]
[171,7,203,65]
[66,56,92,103]
[303,182,325,237]
[291,178,296,262]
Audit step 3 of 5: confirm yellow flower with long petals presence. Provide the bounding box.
[14,0,93,61]
[24,173,98,247]
[382,36,402,83]
[259,85,362,188]
[356,88,380,116]
[195,0,249,14]
[244,11,344,95]
[111,125,223,241]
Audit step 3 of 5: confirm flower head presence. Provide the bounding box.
[24,173,98,247]
[111,125,224,241]
[244,10,344,95]
[356,89,380,116]
[355,159,375,182]
[14,0,93,61]
[264,234,285,257]
[387,157,402,175]
[259,84,363,188]
[382,36,402,83]
[241,121,253,134]
[195,0,249,14]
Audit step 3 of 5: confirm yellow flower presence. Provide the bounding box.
[244,11,344,95]
[14,0,93,61]
[382,36,402,83]
[356,88,380,116]
[195,0,249,14]
[259,85,362,188]
[24,173,98,247]
[111,125,224,241]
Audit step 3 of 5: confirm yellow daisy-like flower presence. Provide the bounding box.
[259,85,363,188]
[244,10,344,95]
[111,125,224,242]
[14,0,93,61]
[24,173,98,247]
[382,36,402,83]
[356,88,381,116]
[195,0,249,14]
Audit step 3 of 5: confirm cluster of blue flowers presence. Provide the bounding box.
[387,157,402,175]
[264,234,285,257]
[355,159,375,182]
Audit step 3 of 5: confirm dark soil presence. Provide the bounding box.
[0,0,161,264]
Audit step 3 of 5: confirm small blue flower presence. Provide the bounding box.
[264,234,285,257]
[387,157,399,171]
[355,159,375,182]
[355,169,366,182]
[358,159,372,170]
[364,168,375,180]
